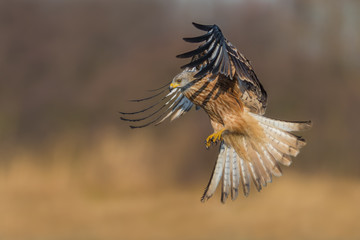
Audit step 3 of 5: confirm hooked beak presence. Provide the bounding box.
[169,82,180,90]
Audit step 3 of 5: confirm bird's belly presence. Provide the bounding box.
[201,93,244,129]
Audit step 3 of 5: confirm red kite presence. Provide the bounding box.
[121,23,311,203]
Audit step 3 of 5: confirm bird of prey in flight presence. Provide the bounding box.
[120,22,311,203]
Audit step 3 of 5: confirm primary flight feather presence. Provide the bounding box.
[120,22,311,203]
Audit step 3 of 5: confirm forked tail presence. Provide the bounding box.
[201,113,312,203]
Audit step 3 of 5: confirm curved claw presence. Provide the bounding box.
[205,129,225,149]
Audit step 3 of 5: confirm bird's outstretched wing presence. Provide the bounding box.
[119,85,195,128]
[177,22,267,114]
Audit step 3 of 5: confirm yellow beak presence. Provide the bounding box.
[170,82,180,89]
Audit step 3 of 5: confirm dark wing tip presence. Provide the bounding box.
[200,194,209,203]
[177,22,232,79]
[182,32,211,43]
[128,89,166,102]
[176,53,188,59]
[302,120,313,130]
[192,22,214,31]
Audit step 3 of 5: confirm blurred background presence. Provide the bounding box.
[1,0,360,239]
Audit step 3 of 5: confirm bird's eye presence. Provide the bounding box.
[176,79,181,83]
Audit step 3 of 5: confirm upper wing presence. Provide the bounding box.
[120,84,195,128]
[177,22,267,114]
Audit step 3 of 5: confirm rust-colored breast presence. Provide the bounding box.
[183,75,244,125]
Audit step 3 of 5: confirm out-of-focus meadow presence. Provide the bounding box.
[1,0,360,239]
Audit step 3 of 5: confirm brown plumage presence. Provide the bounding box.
[120,22,312,203]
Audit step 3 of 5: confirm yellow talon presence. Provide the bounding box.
[205,129,225,149]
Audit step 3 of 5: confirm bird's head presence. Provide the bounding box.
[169,69,197,91]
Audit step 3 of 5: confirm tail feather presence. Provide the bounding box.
[256,151,273,184]
[231,148,240,200]
[221,148,231,203]
[261,145,283,177]
[201,113,311,202]
[239,156,250,196]
[266,143,292,166]
[260,122,306,149]
[202,142,252,202]
[250,113,312,132]
[242,139,264,190]
[247,142,271,187]
[266,133,300,157]
[201,143,226,202]
[248,161,262,192]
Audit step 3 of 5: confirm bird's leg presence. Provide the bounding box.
[205,128,225,149]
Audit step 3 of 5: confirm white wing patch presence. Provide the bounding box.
[120,87,196,128]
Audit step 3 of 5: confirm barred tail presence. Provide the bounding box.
[201,114,311,203]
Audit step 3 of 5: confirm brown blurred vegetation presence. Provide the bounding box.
[0,0,360,239]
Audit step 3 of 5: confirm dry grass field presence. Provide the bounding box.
[0,133,359,240]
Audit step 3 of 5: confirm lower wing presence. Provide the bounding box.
[120,83,195,128]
